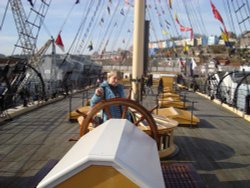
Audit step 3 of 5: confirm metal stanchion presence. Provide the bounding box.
[190,101,197,128]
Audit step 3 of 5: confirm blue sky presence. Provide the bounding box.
[0,0,244,56]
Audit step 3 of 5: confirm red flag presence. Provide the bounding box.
[180,25,192,32]
[210,0,224,24]
[180,25,193,40]
[55,33,65,52]
[174,12,180,25]
[174,12,193,40]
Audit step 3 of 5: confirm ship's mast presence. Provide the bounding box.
[132,0,145,102]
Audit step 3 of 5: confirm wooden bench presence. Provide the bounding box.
[68,106,91,121]
[156,107,200,126]
[158,97,186,108]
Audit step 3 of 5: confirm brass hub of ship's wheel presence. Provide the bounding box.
[79,98,160,148]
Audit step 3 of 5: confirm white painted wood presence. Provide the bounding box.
[37,119,165,188]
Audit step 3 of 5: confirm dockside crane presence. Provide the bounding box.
[1,0,52,107]
[9,0,51,55]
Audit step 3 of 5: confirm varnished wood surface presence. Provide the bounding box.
[0,90,250,188]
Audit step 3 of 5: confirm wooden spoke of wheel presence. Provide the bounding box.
[121,106,128,119]
[133,105,158,126]
[80,98,160,148]
[76,109,98,125]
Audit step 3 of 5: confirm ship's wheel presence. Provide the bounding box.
[77,98,160,148]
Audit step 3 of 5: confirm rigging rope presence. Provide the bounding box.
[78,0,103,54]
[42,22,53,38]
[77,0,103,54]
[181,0,193,30]
[189,0,206,36]
[58,0,94,67]
[58,2,78,33]
[245,0,250,14]
[88,0,113,54]
[235,0,248,30]
[225,0,236,34]
[124,30,133,51]
[97,0,122,54]
[110,5,132,51]
[185,0,201,35]
[66,0,94,54]
[152,0,169,40]
[146,3,161,45]
[157,0,174,37]
[167,0,181,37]
[32,0,52,40]
[0,1,10,30]
[197,0,208,36]
[231,0,243,33]
[240,0,250,25]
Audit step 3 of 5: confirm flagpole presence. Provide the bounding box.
[132,0,145,102]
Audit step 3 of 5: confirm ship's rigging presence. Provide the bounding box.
[1,0,249,55]
[9,0,51,55]
[0,0,249,110]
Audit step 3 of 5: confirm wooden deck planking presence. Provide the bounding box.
[169,91,250,188]
[0,95,82,188]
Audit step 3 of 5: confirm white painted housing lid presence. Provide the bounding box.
[37,119,165,188]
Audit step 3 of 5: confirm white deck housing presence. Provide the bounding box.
[37,119,165,188]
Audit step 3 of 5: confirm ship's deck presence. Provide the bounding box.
[0,88,250,188]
